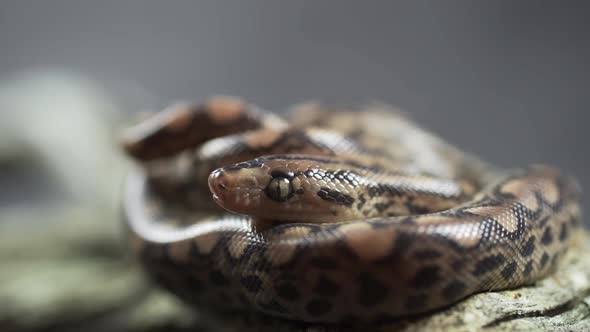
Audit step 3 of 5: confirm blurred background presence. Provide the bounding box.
[0,1,588,330]
[1,1,588,213]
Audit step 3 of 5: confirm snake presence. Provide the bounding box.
[121,96,582,324]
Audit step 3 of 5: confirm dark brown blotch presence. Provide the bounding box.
[258,300,287,314]
[523,260,534,278]
[521,236,536,257]
[501,261,518,281]
[408,204,435,214]
[374,202,389,213]
[209,270,229,285]
[314,275,340,297]
[442,280,467,300]
[473,254,506,276]
[356,193,367,210]
[240,275,263,293]
[372,313,396,324]
[340,314,360,325]
[559,223,569,242]
[414,249,443,260]
[275,283,300,302]
[317,187,355,206]
[217,291,233,304]
[410,265,441,288]
[451,259,466,272]
[305,299,333,316]
[367,185,385,197]
[405,294,428,311]
[310,257,341,269]
[538,215,550,228]
[182,275,203,291]
[237,293,250,306]
[358,274,388,307]
[541,227,553,245]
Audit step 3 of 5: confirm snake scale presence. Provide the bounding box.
[122,96,582,324]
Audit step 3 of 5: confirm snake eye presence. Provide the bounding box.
[266,176,293,202]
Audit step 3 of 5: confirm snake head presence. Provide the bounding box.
[208,155,361,223]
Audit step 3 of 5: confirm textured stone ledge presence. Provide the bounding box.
[1,208,588,332]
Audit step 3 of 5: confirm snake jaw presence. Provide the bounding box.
[211,192,222,205]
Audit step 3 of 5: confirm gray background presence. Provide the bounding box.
[1,1,589,218]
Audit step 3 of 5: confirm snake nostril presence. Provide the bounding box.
[208,169,226,194]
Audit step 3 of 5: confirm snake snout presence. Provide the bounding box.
[208,166,268,216]
[209,168,233,208]
[208,168,226,192]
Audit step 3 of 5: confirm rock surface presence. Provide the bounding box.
[1,207,589,332]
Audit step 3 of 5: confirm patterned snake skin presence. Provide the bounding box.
[122,96,582,324]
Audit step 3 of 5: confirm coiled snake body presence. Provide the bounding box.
[122,97,581,324]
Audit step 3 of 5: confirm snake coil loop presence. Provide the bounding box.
[123,97,581,323]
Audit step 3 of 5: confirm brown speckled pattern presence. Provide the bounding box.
[122,97,582,324]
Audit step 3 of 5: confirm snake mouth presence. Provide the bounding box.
[211,192,221,204]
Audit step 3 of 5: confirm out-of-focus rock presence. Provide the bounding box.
[0,70,146,211]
